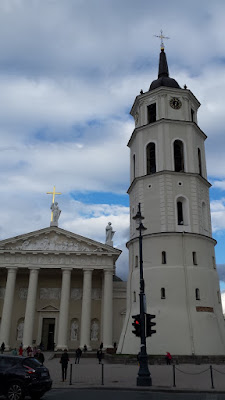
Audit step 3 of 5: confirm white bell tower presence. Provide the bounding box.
[118,45,225,355]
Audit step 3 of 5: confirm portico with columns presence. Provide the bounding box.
[0,226,126,351]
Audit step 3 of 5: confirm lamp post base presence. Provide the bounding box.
[137,375,152,386]
[137,353,152,386]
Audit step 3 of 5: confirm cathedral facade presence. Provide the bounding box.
[0,226,126,351]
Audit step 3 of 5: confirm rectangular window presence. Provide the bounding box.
[195,288,200,300]
[212,256,216,269]
[192,252,197,265]
[147,103,156,124]
[161,288,166,299]
[162,251,167,264]
[191,108,195,122]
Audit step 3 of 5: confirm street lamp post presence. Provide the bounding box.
[133,203,152,386]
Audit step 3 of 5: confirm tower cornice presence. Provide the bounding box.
[126,231,217,249]
[127,118,207,148]
[130,87,200,117]
[127,170,211,194]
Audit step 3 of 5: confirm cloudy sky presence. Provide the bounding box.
[0,0,225,296]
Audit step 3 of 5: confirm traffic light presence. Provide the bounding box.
[132,314,141,336]
[146,313,156,337]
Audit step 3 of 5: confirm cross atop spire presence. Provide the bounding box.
[154,29,170,51]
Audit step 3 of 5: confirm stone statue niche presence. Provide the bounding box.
[17,319,24,341]
[70,319,79,341]
[90,319,99,341]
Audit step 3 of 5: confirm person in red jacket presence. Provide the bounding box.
[166,352,172,365]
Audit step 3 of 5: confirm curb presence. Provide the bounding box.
[51,385,225,394]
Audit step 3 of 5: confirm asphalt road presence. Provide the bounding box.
[42,388,225,400]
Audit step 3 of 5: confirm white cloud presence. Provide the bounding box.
[0,0,224,278]
[211,199,225,232]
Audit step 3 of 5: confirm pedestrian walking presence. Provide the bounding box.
[165,351,172,365]
[19,345,23,356]
[100,342,103,350]
[97,348,103,364]
[75,347,82,364]
[113,342,117,352]
[11,348,18,356]
[83,344,87,352]
[1,342,5,354]
[60,349,69,381]
[35,349,45,365]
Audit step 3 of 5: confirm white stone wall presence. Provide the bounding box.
[119,84,225,356]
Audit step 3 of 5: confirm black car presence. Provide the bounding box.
[0,355,52,400]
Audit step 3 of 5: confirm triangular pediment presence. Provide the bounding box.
[38,304,60,312]
[0,226,121,256]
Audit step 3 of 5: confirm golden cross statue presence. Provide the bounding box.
[154,29,170,50]
[46,185,62,221]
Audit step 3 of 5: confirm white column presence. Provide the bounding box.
[23,268,39,348]
[102,269,113,348]
[0,267,17,350]
[56,268,72,350]
[80,269,93,350]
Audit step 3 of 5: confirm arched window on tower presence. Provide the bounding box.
[177,201,183,225]
[201,201,208,233]
[198,148,202,176]
[146,142,156,174]
[176,196,189,229]
[174,140,184,172]
[133,154,136,179]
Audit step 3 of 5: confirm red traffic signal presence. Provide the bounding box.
[132,314,141,337]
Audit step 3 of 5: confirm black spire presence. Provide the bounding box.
[158,48,169,78]
[149,48,180,91]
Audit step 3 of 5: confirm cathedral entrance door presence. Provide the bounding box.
[41,318,55,351]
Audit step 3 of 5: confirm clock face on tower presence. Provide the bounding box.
[170,97,182,110]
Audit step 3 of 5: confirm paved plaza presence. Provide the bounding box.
[43,353,225,392]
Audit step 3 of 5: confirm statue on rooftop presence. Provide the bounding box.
[50,202,61,226]
[105,222,115,246]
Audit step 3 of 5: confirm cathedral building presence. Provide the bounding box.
[0,42,224,357]
[117,43,225,355]
[0,211,126,351]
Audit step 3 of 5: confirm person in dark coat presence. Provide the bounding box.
[35,349,45,365]
[75,347,82,364]
[60,349,69,381]
[100,342,103,350]
[97,349,103,364]
[1,342,5,354]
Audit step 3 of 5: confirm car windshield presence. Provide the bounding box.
[22,358,42,368]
